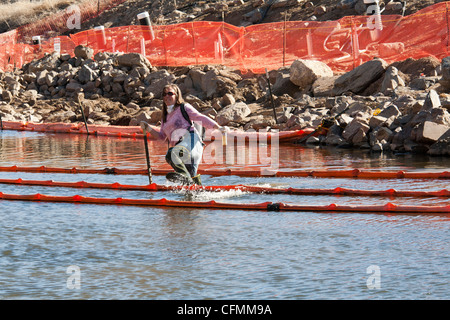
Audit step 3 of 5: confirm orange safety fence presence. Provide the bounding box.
[0,191,449,213]
[1,177,449,198]
[1,2,450,73]
[0,165,449,179]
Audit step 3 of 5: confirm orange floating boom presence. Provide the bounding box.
[0,178,449,198]
[0,120,310,143]
[0,165,449,179]
[0,191,449,213]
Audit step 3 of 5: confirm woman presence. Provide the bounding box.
[141,84,227,185]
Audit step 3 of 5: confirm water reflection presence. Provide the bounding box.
[0,131,449,172]
[0,130,449,300]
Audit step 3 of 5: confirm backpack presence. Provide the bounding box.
[179,103,206,141]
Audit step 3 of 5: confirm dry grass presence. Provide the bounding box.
[0,0,89,29]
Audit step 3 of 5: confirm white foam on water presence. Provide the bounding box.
[169,186,249,201]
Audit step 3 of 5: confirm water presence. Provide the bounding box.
[0,130,449,300]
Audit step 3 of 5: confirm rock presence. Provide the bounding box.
[22,90,38,106]
[221,93,235,107]
[94,52,110,61]
[243,8,262,23]
[415,121,450,144]
[428,128,450,156]
[78,65,98,84]
[380,66,405,94]
[186,68,205,92]
[111,82,124,94]
[440,56,450,88]
[385,1,404,11]
[428,108,450,125]
[216,101,251,126]
[1,90,13,101]
[347,101,373,117]
[66,81,82,92]
[354,0,367,14]
[36,70,48,86]
[378,104,401,118]
[117,53,152,69]
[125,102,140,110]
[342,118,370,143]
[312,76,339,97]
[351,126,369,145]
[393,56,441,80]
[201,69,237,99]
[289,59,334,90]
[144,70,176,98]
[325,124,345,145]
[74,45,94,60]
[338,0,358,9]
[28,52,61,73]
[333,58,388,95]
[369,115,388,129]
[374,127,394,143]
[244,114,275,130]
[371,142,384,151]
[88,111,110,122]
[45,71,57,87]
[272,68,299,97]
[314,5,327,15]
[421,89,441,111]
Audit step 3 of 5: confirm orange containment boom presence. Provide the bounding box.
[0,191,449,213]
[0,165,449,179]
[1,178,449,198]
[0,120,310,143]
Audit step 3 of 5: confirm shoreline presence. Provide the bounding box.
[1,49,449,156]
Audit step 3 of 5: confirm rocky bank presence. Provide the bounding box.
[1,45,450,156]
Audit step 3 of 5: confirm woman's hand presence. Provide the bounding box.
[140,121,160,139]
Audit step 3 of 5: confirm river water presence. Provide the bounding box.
[0,130,448,300]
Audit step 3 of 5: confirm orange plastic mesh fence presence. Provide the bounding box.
[1,2,449,73]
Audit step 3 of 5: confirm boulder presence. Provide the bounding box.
[271,68,300,97]
[421,89,441,111]
[216,101,251,126]
[74,45,94,60]
[289,59,333,90]
[78,65,98,84]
[377,104,401,118]
[36,70,48,86]
[144,70,176,98]
[201,69,237,99]
[312,76,339,97]
[428,128,450,156]
[369,115,388,129]
[117,53,152,69]
[333,58,388,95]
[415,121,450,144]
[380,66,405,94]
[342,118,370,143]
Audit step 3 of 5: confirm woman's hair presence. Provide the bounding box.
[162,84,184,122]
